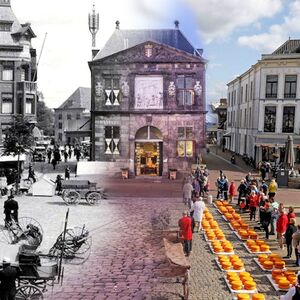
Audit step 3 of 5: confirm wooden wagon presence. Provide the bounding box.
[60,180,106,205]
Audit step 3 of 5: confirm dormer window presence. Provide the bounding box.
[0,21,12,32]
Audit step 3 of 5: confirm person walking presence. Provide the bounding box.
[63,151,68,163]
[260,201,272,240]
[182,180,193,209]
[228,181,237,204]
[192,178,200,198]
[268,178,278,199]
[0,257,19,300]
[54,175,63,195]
[284,218,297,259]
[51,158,57,170]
[65,166,70,180]
[178,211,193,256]
[3,195,18,227]
[249,190,259,221]
[292,225,300,266]
[277,209,289,249]
[223,176,229,201]
[68,147,72,159]
[190,197,206,232]
[27,164,36,183]
[237,179,247,206]
[269,198,279,235]
[47,148,52,164]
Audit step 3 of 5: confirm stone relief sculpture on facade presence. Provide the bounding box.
[194,81,202,96]
[135,76,163,109]
[168,81,176,97]
[95,81,104,97]
[121,81,130,97]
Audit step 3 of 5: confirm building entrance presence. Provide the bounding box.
[134,126,163,176]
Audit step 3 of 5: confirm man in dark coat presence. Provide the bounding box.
[0,257,19,300]
[3,195,18,227]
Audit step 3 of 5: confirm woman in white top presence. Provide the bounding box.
[191,197,206,232]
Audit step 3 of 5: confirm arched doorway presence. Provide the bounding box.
[135,126,163,176]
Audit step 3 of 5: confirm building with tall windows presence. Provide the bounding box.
[89,22,206,177]
[227,39,300,164]
[0,0,37,144]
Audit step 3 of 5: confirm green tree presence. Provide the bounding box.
[3,115,35,193]
[36,93,54,136]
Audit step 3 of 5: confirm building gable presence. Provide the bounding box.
[92,41,204,65]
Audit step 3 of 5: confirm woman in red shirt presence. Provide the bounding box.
[277,209,289,249]
[249,191,259,221]
[228,181,237,204]
[178,211,193,256]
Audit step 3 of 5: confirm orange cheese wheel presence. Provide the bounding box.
[231,280,243,290]
[213,246,223,252]
[287,275,297,285]
[250,245,260,252]
[244,280,256,290]
[233,262,244,270]
[237,294,250,300]
[284,270,296,276]
[227,273,239,281]
[258,254,268,262]
[262,260,273,269]
[260,245,270,252]
[221,261,232,270]
[246,239,256,246]
[250,233,258,240]
[278,279,290,289]
[252,294,265,300]
[269,253,280,260]
[272,269,283,279]
[275,276,287,284]
[274,261,285,269]
[256,240,265,246]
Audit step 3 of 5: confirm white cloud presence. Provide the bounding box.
[182,0,283,43]
[238,0,300,52]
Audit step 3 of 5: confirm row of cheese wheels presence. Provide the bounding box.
[211,202,266,299]
[272,269,298,288]
[258,253,286,270]
[246,239,270,252]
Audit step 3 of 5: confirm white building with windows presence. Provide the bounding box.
[227,39,300,165]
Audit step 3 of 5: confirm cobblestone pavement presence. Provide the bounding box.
[4,150,300,299]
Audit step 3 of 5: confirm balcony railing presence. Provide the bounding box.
[265,93,277,98]
[17,81,37,93]
[284,93,296,98]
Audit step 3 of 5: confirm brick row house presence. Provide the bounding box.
[89,22,206,177]
[0,0,37,145]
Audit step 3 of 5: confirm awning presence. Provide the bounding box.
[0,154,26,162]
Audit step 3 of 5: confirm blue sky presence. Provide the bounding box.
[12,0,297,111]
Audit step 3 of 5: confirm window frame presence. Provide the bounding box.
[265,75,278,98]
[104,126,120,154]
[176,75,195,106]
[284,75,297,98]
[282,106,295,133]
[177,126,194,158]
[264,106,276,132]
[104,76,120,106]
[1,93,13,114]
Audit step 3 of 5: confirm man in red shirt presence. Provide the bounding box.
[249,191,259,221]
[277,209,289,249]
[178,211,193,256]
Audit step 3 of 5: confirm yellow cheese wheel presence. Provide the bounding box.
[250,233,258,240]
[246,239,256,247]
[278,279,290,289]
[258,254,268,262]
[262,260,273,269]
[233,261,244,270]
[260,245,270,252]
[252,294,265,300]
[287,275,297,285]
[227,273,239,281]
[275,276,287,284]
[221,261,232,270]
[250,245,260,252]
[231,280,243,290]
[274,261,285,269]
[272,269,283,279]
[244,280,257,290]
[237,294,250,300]
[256,240,265,246]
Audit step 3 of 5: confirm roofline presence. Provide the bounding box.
[89,39,206,66]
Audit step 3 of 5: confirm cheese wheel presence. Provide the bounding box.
[244,280,256,290]
[260,245,270,252]
[237,294,250,300]
[256,240,265,246]
[287,275,297,285]
[275,276,287,284]
[252,294,265,300]
[227,273,239,281]
[272,269,283,279]
[250,245,260,252]
[250,233,258,240]
[231,280,243,290]
[233,261,244,270]
[274,261,285,269]
[213,245,223,252]
[241,223,249,230]
[278,279,290,289]
[258,254,268,263]
[221,261,232,270]
[262,260,273,269]
[246,239,256,247]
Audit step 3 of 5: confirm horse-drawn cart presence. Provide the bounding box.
[61,180,106,205]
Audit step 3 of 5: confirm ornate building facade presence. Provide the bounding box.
[0,0,37,144]
[89,22,206,176]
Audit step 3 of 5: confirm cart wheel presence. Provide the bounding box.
[17,217,43,247]
[63,190,80,205]
[16,284,44,299]
[86,192,102,205]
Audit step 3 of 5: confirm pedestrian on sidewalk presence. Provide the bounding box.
[28,164,36,183]
[260,201,272,240]
[269,198,279,235]
[51,158,57,170]
[277,209,289,249]
[190,197,206,232]
[249,190,259,221]
[192,178,200,198]
[178,211,193,256]
[287,206,296,221]
[268,179,278,199]
[54,175,63,195]
[0,257,19,300]
[292,226,300,266]
[228,181,237,204]
[223,176,229,201]
[260,180,268,195]
[47,148,52,164]
[3,195,18,227]
[65,166,70,180]
[237,179,247,206]
[63,151,68,163]
[284,218,297,259]
[182,180,193,209]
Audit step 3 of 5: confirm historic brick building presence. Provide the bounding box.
[0,0,37,144]
[89,22,206,176]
